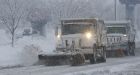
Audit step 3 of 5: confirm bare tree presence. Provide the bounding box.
[0,0,29,47]
[46,0,94,25]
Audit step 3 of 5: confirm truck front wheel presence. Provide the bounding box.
[130,42,135,56]
[98,46,106,63]
[90,55,96,64]
[128,42,135,56]
[70,53,85,66]
[99,56,106,62]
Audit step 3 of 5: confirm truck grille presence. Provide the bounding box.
[64,39,81,48]
[107,36,121,44]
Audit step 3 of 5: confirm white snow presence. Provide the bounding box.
[0,56,140,75]
[136,30,140,42]
[0,24,57,67]
[64,64,130,75]
[64,59,140,75]
[136,30,140,48]
[0,30,10,45]
[0,46,22,67]
[43,23,56,53]
[0,37,39,67]
[16,23,56,54]
[0,30,21,67]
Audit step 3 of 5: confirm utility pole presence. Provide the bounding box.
[114,0,117,20]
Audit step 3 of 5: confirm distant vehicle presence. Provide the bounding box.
[23,29,31,36]
[39,18,107,66]
[105,21,135,56]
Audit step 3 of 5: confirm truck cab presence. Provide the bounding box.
[56,18,107,65]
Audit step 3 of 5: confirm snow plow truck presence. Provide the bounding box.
[39,18,107,66]
[105,21,136,57]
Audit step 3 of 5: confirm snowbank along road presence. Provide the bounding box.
[0,48,140,75]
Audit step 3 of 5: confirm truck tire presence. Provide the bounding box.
[90,44,97,64]
[102,46,106,62]
[90,58,96,64]
[123,49,129,56]
[70,53,85,66]
[97,46,106,63]
[99,57,106,62]
[129,42,135,56]
[130,42,135,56]
[90,55,96,64]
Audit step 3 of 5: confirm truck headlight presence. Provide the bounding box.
[57,34,61,38]
[123,34,127,37]
[85,32,92,39]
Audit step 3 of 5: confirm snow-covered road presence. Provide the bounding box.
[0,55,140,75]
[0,47,139,75]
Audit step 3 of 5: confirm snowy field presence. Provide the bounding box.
[0,25,56,68]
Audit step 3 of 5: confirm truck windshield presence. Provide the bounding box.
[107,27,126,34]
[62,24,92,35]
